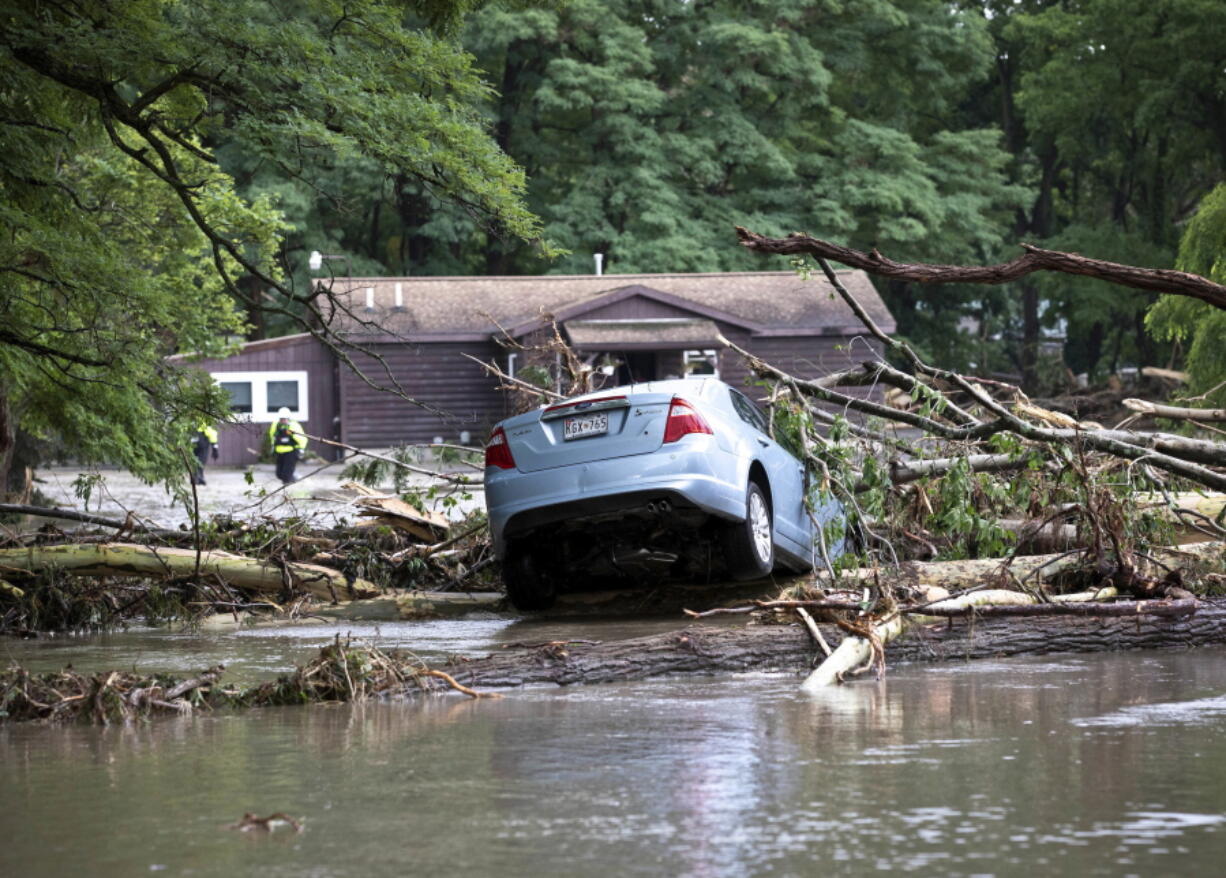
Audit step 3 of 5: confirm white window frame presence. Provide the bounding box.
[683,349,719,379]
[211,370,309,423]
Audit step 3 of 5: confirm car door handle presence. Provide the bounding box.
[757,437,770,447]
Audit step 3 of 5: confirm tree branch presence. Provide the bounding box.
[735,227,1226,311]
[1123,399,1226,423]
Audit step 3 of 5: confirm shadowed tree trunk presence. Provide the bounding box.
[0,387,14,500]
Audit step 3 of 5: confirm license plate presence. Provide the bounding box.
[564,412,608,440]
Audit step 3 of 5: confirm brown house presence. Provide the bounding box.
[194,270,894,465]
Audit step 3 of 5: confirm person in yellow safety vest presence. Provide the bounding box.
[268,407,307,484]
[191,422,220,486]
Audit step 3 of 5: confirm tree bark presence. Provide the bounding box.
[0,386,15,500]
[887,454,1023,485]
[424,600,1226,692]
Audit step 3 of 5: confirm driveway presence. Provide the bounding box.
[31,462,484,531]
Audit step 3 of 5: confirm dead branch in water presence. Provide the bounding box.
[420,669,502,699]
[428,602,1226,691]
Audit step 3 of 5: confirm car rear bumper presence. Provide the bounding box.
[485,443,746,557]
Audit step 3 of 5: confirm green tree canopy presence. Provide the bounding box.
[987,0,1226,381]
[1148,183,1226,407]
[0,0,544,490]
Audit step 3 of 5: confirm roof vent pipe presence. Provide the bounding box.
[594,253,604,276]
[394,282,403,309]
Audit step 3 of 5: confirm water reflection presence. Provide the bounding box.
[3,645,1226,876]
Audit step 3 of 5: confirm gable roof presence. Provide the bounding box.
[564,318,722,349]
[320,270,895,339]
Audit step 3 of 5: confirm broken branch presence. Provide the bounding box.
[1122,399,1226,422]
[735,227,1226,311]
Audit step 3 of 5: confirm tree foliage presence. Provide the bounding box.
[242,0,1026,282]
[968,0,1226,383]
[1148,183,1226,407]
[3,0,1225,491]
[0,0,545,489]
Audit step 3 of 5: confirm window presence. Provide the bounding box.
[729,388,768,435]
[219,381,253,414]
[210,371,309,422]
[684,349,719,377]
[267,380,300,411]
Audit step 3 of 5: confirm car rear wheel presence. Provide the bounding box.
[501,541,558,611]
[723,480,774,580]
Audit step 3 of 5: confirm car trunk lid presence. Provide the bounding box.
[504,391,676,472]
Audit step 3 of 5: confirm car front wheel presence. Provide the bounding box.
[723,480,774,580]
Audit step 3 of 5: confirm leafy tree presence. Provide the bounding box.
[1147,183,1226,407]
[221,0,1029,371]
[0,0,545,492]
[225,1,1034,372]
[463,0,1026,276]
[969,0,1226,384]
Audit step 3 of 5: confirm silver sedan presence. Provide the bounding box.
[483,378,842,610]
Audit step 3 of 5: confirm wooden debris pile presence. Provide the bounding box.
[0,492,490,633]
[0,638,494,724]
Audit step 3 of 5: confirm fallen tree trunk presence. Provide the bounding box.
[812,540,1226,591]
[887,454,1022,485]
[425,600,1226,692]
[916,598,1199,618]
[1123,399,1226,422]
[998,518,1080,553]
[0,543,378,602]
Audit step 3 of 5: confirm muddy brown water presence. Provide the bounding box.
[4,619,1226,877]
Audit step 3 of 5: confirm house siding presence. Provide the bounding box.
[188,334,339,465]
[338,340,508,447]
[739,336,884,382]
[188,280,893,461]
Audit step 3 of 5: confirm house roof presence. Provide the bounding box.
[318,270,894,339]
[563,318,722,349]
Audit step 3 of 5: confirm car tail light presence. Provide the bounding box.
[484,426,516,469]
[663,397,713,443]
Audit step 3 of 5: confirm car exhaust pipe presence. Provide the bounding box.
[657,499,671,514]
[646,501,657,513]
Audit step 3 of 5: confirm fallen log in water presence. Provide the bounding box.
[0,543,378,602]
[420,598,1226,692]
[7,601,1226,723]
[813,541,1226,591]
[916,598,1199,618]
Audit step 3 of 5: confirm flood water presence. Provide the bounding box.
[4,619,1226,877]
